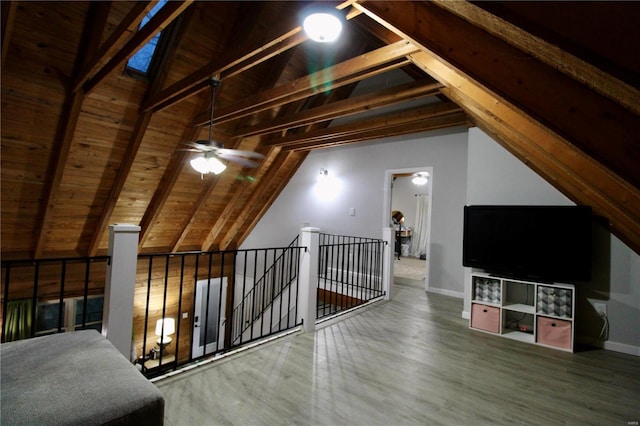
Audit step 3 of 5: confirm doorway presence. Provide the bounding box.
[384,167,433,290]
[192,277,227,358]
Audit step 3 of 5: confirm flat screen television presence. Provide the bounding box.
[462,205,592,283]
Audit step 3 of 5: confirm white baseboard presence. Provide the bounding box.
[461,310,470,320]
[577,335,640,357]
[426,286,464,299]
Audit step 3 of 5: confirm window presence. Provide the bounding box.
[36,296,104,336]
[126,0,168,75]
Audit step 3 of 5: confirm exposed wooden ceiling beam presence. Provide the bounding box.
[218,150,305,251]
[141,16,306,112]
[82,0,193,94]
[142,2,363,114]
[194,40,418,127]
[33,2,110,258]
[234,79,443,138]
[86,111,152,256]
[358,1,640,189]
[431,0,640,116]
[352,1,640,254]
[73,2,153,93]
[235,151,308,246]
[355,1,640,254]
[200,146,282,252]
[270,101,463,148]
[1,1,17,67]
[286,112,468,152]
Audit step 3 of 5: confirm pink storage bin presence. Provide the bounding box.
[471,303,500,333]
[537,316,572,350]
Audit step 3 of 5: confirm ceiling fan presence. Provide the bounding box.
[185,78,264,174]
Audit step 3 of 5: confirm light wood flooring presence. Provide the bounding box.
[156,279,640,425]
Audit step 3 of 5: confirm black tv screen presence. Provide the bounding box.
[463,205,592,283]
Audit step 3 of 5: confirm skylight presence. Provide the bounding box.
[126,0,168,74]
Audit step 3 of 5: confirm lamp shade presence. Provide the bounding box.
[155,318,175,339]
[303,9,343,42]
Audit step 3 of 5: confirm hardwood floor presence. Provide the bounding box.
[156,280,640,425]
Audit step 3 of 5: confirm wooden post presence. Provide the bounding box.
[298,227,319,332]
[103,224,140,359]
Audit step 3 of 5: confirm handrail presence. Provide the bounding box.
[231,236,302,344]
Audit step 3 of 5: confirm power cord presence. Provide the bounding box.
[598,311,609,340]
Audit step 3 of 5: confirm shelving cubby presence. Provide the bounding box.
[469,272,575,352]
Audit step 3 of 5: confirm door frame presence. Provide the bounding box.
[383,166,434,291]
[192,277,228,359]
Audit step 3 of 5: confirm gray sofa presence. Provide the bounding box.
[1,330,164,425]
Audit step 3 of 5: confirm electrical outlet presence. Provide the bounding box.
[594,302,607,316]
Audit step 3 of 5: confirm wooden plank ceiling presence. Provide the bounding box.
[1,1,638,259]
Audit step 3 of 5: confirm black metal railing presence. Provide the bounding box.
[1,233,386,377]
[136,245,305,378]
[1,256,110,343]
[231,236,302,345]
[317,234,386,319]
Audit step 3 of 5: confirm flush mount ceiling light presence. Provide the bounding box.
[302,6,344,43]
[412,172,429,186]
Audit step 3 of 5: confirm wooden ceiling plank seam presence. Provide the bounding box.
[72,1,153,93]
[270,101,462,147]
[431,0,640,116]
[1,1,17,67]
[202,40,419,126]
[33,2,112,258]
[218,150,297,251]
[407,49,640,255]
[86,111,153,256]
[235,79,443,138]
[285,112,469,152]
[358,1,640,189]
[82,0,193,94]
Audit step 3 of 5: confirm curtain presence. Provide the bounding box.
[3,298,34,342]
[412,195,429,258]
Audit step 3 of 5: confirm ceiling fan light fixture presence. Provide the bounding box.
[303,8,343,43]
[190,154,227,175]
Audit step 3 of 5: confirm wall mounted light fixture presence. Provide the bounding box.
[318,168,328,181]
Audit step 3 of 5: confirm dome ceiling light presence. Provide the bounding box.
[412,172,429,186]
[302,6,344,43]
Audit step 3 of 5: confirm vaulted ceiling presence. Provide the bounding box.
[2,1,639,260]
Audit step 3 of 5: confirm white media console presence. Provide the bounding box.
[469,272,575,352]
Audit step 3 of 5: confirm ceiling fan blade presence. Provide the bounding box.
[217,148,264,159]
[186,140,217,151]
[218,154,260,168]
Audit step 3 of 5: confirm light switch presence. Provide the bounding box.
[349,208,356,216]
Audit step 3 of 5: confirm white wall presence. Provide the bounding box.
[465,127,640,354]
[242,128,469,295]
